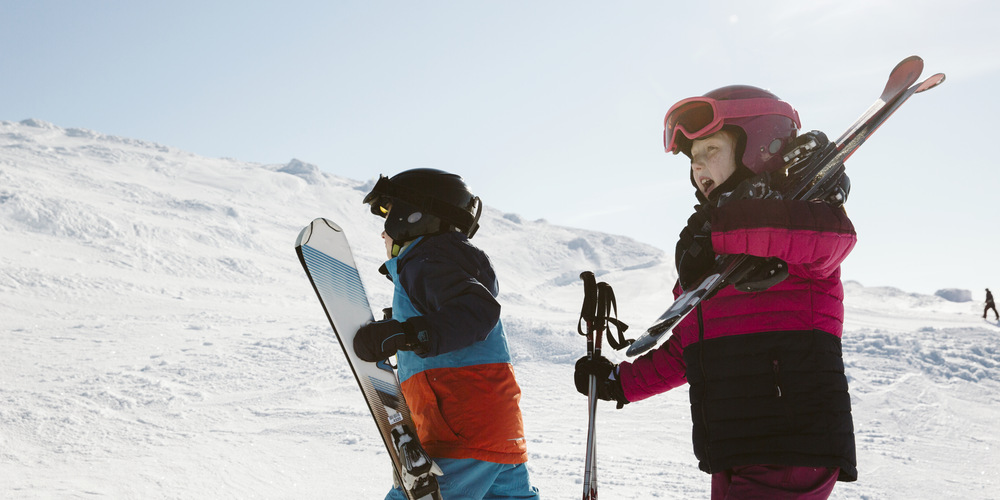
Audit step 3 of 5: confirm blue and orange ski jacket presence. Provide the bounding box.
[386,232,528,464]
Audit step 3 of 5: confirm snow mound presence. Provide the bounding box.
[19,118,60,129]
[275,158,325,185]
[935,288,972,302]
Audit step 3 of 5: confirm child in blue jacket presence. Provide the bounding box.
[353,168,540,499]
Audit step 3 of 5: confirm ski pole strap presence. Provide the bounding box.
[595,281,608,335]
[578,271,598,336]
[596,282,633,351]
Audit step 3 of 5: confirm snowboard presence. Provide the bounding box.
[295,218,442,500]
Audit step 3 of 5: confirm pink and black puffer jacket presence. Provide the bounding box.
[618,198,859,482]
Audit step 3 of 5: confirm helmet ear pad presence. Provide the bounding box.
[383,198,444,243]
[731,115,798,174]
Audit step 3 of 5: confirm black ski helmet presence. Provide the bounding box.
[362,168,482,244]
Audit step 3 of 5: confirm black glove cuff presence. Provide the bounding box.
[607,374,629,409]
[400,317,430,355]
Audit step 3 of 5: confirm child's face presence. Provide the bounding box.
[690,130,738,199]
[379,200,395,259]
[382,230,394,259]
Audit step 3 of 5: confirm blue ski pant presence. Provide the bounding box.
[385,458,540,500]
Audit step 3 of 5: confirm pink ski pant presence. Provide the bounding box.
[712,465,839,500]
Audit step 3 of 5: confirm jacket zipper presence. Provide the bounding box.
[696,304,712,473]
[772,359,783,398]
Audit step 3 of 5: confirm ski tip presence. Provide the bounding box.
[882,56,924,100]
[294,222,315,248]
[894,55,924,75]
[295,218,344,248]
[916,73,946,93]
[317,218,344,232]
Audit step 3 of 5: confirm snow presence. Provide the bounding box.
[2,118,998,498]
[935,289,973,303]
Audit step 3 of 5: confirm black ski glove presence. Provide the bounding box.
[353,319,428,362]
[675,205,716,290]
[574,355,629,408]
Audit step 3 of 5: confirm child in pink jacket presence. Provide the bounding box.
[575,85,858,499]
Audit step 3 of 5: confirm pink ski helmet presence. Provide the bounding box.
[663,85,801,174]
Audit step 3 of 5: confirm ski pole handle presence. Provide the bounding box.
[578,271,598,336]
[594,282,611,356]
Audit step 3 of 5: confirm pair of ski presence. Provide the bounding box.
[577,271,630,500]
[296,219,442,500]
[627,55,946,357]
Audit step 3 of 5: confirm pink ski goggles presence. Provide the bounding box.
[663,97,800,153]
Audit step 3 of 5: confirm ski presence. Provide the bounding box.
[295,218,443,500]
[627,56,945,357]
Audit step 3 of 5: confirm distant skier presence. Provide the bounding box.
[352,169,540,500]
[985,288,998,320]
[575,86,858,498]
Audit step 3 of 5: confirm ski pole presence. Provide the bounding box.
[578,272,632,500]
[578,271,600,500]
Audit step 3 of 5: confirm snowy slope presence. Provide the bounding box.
[1,119,998,499]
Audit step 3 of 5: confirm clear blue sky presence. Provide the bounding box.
[3,1,997,296]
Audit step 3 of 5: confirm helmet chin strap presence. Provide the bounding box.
[465,196,482,238]
[390,239,415,258]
